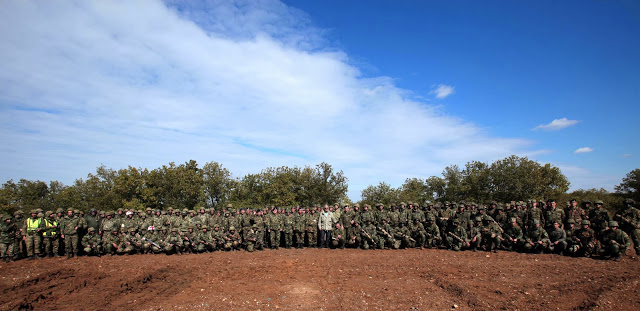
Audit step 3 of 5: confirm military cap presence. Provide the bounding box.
[527,199,533,204]
[478,206,486,210]
[201,225,208,229]
[547,199,556,203]
[226,203,233,208]
[582,200,592,204]
[229,226,235,231]
[188,226,194,229]
[452,219,460,224]
[129,228,137,232]
[171,228,178,232]
[567,219,575,224]
[45,211,53,217]
[594,200,604,205]
[13,210,21,216]
[509,217,517,223]
[56,208,64,213]
[88,227,95,232]
[569,199,577,203]
[376,202,383,207]
[117,208,123,213]
[252,224,258,228]
[36,212,44,218]
[474,216,482,222]
[608,221,619,227]
[581,220,591,225]
[400,202,406,206]
[496,206,503,211]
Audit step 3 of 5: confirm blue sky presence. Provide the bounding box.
[0,0,638,200]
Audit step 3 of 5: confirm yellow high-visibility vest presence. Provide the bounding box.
[26,218,42,234]
[42,219,57,237]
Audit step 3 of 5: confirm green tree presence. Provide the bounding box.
[202,161,235,208]
[360,182,399,207]
[615,168,640,203]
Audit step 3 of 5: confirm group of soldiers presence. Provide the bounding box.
[1,198,639,262]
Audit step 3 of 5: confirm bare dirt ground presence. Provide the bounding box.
[1,248,639,311]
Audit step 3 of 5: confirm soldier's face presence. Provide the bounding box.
[67,211,73,216]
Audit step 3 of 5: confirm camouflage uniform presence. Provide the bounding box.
[81,228,103,256]
[615,202,640,255]
[60,211,82,258]
[523,221,550,253]
[103,230,124,255]
[23,212,44,259]
[599,221,631,260]
[164,229,184,254]
[42,212,60,257]
[0,215,16,262]
[445,221,468,251]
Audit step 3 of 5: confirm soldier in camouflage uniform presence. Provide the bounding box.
[572,220,598,257]
[60,209,82,259]
[503,217,523,251]
[164,228,183,254]
[394,222,415,248]
[1,215,16,262]
[424,216,442,249]
[195,226,214,253]
[12,210,26,260]
[331,223,346,249]
[182,226,197,254]
[245,225,263,252]
[224,226,241,251]
[564,199,586,227]
[293,209,306,248]
[468,217,483,252]
[305,209,318,248]
[480,217,502,253]
[42,211,60,257]
[548,222,567,254]
[523,220,550,253]
[445,219,469,251]
[599,221,631,260]
[81,227,102,256]
[103,229,124,255]
[23,210,44,260]
[588,200,611,235]
[283,210,295,248]
[615,199,640,255]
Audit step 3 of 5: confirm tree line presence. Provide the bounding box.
[1,156,638,214]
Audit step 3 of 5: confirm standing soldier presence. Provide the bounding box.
[23,210,44,260]
[12,210,26,260]
[85,209,101,236]
[564,199,586,227]
[588,200,611,235]
[42,211,60,257]
[293,209,306,248]
[60,208,81,259]
[1,215,16,262]
[318,205,334,249]
[282,210,295,249]
[543,199,564,234]
[306,209,318,248]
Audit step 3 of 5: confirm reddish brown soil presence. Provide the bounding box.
[1,249,639,311]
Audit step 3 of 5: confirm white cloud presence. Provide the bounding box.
[0,0,536,200]
[533,118,580,131]
[431,84,455,99]
[622,153,632,158]
[574,147,594,154]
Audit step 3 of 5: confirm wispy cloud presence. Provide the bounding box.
[0,0,535,199]
[533,118,580,131]
[574,147,594,154]
[622,153,632,158]
[431,84,455,99]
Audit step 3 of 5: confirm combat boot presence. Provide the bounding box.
[26,256,34,260]
[66,252,71,259]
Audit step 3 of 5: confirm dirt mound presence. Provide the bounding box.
[1,249,639,310]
